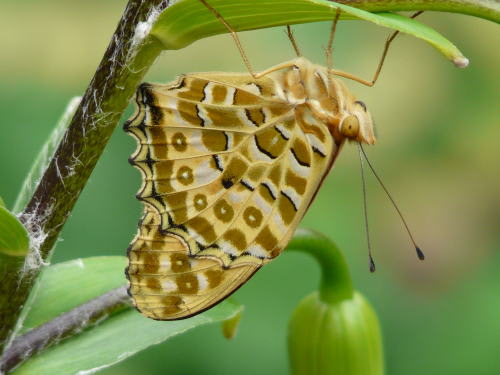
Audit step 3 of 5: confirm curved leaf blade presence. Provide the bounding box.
[151,0,467,66]
[21,256,128,331]
[14,257,242,375]
[13,301,242,375]
[365,11,469,67]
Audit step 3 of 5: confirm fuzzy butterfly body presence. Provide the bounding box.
[124,57,376,320]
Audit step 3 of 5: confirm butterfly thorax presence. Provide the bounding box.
[273,57,376,146]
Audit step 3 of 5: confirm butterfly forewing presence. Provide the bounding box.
[125,64,340,320]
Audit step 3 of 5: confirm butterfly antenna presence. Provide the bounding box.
[198,0,256,77]
[359,144,425,261]
[370,11,424,86]
[358,144,377,272]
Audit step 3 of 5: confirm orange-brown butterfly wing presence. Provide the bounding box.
[125,67,338,320]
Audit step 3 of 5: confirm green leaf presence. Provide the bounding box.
[14,303,242,375]
[0,196,5,208]
[366,11,469,67]
[221,305,243,340]
[14,257,242,375]
[0,205,29,257]
[152,0,467,66]
[21,256,128,331]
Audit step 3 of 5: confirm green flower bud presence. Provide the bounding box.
[288,291,384,375]
[286,229,384,375]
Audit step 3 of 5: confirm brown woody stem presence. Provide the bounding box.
[0,286,130,374]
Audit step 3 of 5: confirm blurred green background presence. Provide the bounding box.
[0,1,499,374]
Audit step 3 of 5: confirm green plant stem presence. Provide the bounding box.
[0,286,130,374]
[286,229,354,304]
[0,0,167,356]
[337,0,499,23]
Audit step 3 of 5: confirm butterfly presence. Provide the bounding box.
[123,55,376,320]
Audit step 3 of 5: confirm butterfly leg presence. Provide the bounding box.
[330,11,424,87]
[286,26,302,57]
[326,9,342,73]
[198,0,256,78]
[253,61,299,79]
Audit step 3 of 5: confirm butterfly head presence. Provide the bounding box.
[299,60,377,146]
[338,99,376,145]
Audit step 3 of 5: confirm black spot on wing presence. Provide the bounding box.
[148,105,163,125]
[168,76,186,90]
[196,241,219,252]
[274,126,290,141]
[254,136,277,160]
[135,120,147,134]
[139,83,155,106]
[200,82,208,103]
[312,146,326,158]
[195,104,205,127]
[167,214,175,227]
[245,109,261,127]
[240,179,255,191]
[290,148,310,167]
[123,89,145,131]
[223,132,229,151]
[131,147,155,169]
[213,155,224,171]
[281,191,298,211]
[222,178,234,189]
[242,250,265,260]
[138,83,164,125]
[261,182,277,200]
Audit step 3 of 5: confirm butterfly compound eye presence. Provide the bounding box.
[340,115,360,139]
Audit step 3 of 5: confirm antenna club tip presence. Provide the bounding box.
[416,246,425,261]
[369,257,376,273]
